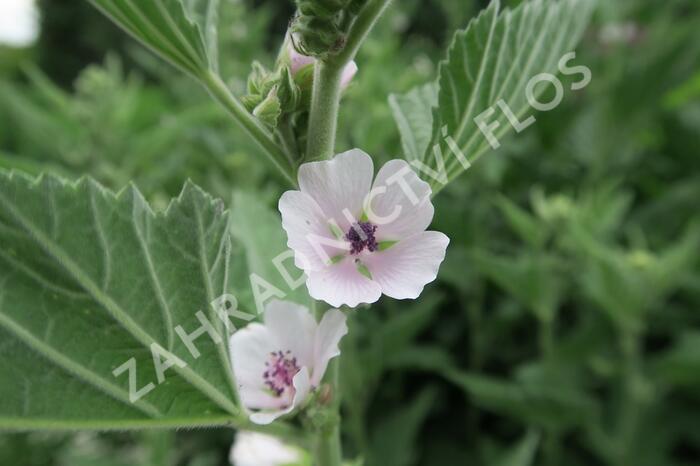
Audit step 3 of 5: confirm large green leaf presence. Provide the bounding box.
[89,0,214,78]
[388,83,438,163]
[0,171,240,429]
[183,0,221,73]
[392,0,595,189]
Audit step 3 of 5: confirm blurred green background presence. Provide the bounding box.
[1,0,699,465]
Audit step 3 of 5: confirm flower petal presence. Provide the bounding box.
[312,309,348,386]
[249,367,311,425]
[306,258,382,308]
[368,159,434,241]
[298,149,374,231]
[363,231,449,300]
[279,190,348,271]
[230,432,301,466]
[288,45,315,75]
[238,386,289,411]
[230,324,293,412]
[229,323,277,390]
[263,300,316,368]
[341,61,358,88]
[229,431,302,466]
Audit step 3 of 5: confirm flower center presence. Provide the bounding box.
[345,221,378,255]
[263,350,300,397]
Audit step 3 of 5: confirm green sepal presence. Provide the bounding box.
[295,0,345,18]
[246,61,269,95]
[253,88,282,128]
[291,15,343,58]
[241,94,263,112]
[277,66,301,111]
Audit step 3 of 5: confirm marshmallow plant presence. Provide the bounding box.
[0,1,593,466]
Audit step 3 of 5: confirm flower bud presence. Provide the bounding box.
[285,37,358,90]
[291,14,343,58]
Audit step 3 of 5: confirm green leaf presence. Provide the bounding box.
[569,224,698,331]
[471,250,564,323]
[182,0,221,73]
[388,82,438,163]
[367,387,438,466]
[446,371,597,430]
[491,430,540,466]
[0,171,240,429]
[89,0,213,78]
[396,0,595,188]
[493,194,547,248]
[653,332,700,388]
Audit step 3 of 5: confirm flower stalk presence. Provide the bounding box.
[306,61,345,161]
[305,0,394,162]
[284,2,395,463]
[313,359,342,466]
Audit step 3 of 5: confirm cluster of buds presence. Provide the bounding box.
[241,0,365,130]
[242,35,358,129]
[241,60,300,128]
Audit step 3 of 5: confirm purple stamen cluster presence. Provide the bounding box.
[346,221,378,255]
[263,350,300,397]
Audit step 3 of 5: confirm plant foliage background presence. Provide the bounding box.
[1,0,699,465]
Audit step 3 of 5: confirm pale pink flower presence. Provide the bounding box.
[279,149,450,308]
[287,41,358,89]
[229,432,302,466]
[229,300,348,425]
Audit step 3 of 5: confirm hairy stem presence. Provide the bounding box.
[305,0,394,162]
[314,425,342,466]
[313,360,342,466]
[201,72,297,186]
[306,62,344,161]
[304,2,393,462]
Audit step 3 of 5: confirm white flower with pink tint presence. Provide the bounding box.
[229,431,303,466]
[229,300,348,425]
[287,40,358,89]
[279,149,449,308]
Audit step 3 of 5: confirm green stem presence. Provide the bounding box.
[305,0,394,162]
[614,329,644,466]
[311,301,343,465]
[314,424,342,466]
[313,360,342,466]
[200,71,297,186]
[306,61,344,161]
[302,3,393,462]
